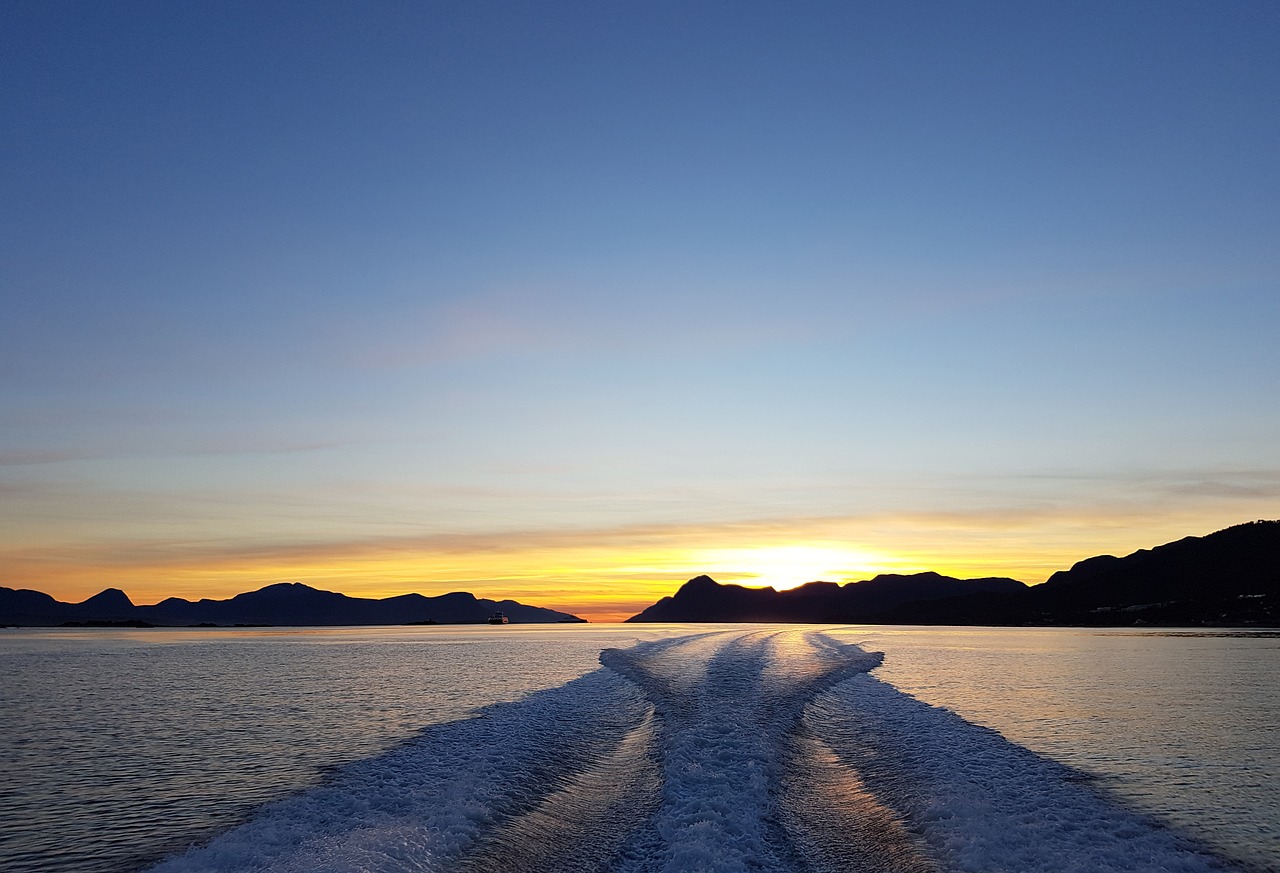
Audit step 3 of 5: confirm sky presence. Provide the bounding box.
[2,1,1278,621]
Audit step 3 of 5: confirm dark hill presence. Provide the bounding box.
[850,520,1280,627]
[1023,519,1280,625]
[72,587,135,616]
[0,588,66,625]
[0,582,584,626]
[626,572,1027,622]
[627,520,1280,626]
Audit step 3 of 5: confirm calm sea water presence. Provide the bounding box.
[0,625,684,873]
[844,626,1280,870]
[1,624,1276,872]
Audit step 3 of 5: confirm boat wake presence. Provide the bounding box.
[150,630,1242,873]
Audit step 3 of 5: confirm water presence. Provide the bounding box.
[1,625,1276,872]
[0,625,680,873]
[842,626,1280,871]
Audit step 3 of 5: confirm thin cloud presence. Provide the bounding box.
[7,499,1273,577]
[337,277,824,371]
[0,439,347,467]
[0,449,90,466]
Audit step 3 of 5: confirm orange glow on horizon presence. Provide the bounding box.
[685,544,917,590]
[4,509,1266,621]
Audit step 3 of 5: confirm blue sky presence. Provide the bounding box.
[3,1,1278,616]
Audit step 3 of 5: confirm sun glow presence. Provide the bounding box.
[16,508,1249,623]
[691,544,915,591]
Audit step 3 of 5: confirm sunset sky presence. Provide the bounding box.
[3,2,1278,621]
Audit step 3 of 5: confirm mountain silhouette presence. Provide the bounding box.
[1023,519,1280,625]
[626,572,1026,622]
[0,581,584,627]
[629,521,1279,626]
[6,521,1276,628]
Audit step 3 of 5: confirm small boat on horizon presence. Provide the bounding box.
[487,611,509,625]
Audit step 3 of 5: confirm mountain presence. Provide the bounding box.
[0,582,585,627]
[1022,519,1280,625]
[630,521,1280,626]
[626,572,1027,622]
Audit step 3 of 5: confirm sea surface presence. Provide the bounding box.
[0,624,1276,873]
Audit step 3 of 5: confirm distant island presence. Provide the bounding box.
[628,571,1027,622]
[4,521,1277,629]
[0,582,585,627]
[628,520,1279,626]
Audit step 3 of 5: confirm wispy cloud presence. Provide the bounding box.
[0,439,348,466]
[335,275,826,370]
[0,449,89,466]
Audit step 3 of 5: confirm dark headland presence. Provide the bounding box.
[0,582,585,627]
[628,571,1027,623]
[627,520,1280,626]
[4,521,1277,628]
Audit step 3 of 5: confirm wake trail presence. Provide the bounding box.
[809,671,1245,873]
[454,706,660,873]
[601,629,901,872]
[147,669,654,873]
[145,629,1247,873]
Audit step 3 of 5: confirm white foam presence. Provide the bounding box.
[146,629,1245,873]
[810,673,1242,873]
[603,629,885,872]
[147,669,650,873]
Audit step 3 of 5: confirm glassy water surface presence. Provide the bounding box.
[1,624,1276,872]
[844,626,1280,871]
